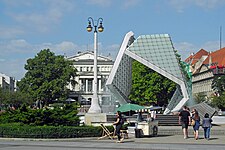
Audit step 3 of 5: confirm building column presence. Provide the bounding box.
[85,79,88,92]
[99,78,101,92]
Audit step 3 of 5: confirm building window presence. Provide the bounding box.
[87,79,93,92]
[80,67,83,72]
[80,79,86,91]
[101,76,107,91]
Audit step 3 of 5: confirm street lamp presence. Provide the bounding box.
[86,17,104,113]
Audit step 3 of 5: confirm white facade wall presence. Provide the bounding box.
[67,51,114,107]
[192,69,214,97]
[0,73,16,91]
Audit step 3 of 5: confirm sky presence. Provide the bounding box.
[1,0,225,80]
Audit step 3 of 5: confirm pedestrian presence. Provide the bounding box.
[178,106,191,139]
[202,113,213,140]
[113,111,124,143]
[191,109,200,140]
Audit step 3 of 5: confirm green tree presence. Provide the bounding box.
[0,88,6,104]
[128,61,176,106]
[194,92,206,104]
[0,88,32,108]
[211,92,225,109]
[17,49,77,105]
[0,103,80,126]
[212,75,225,95]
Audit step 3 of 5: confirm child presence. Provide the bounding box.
[202,113,212,140]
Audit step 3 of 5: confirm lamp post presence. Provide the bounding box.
[86,17,104,113]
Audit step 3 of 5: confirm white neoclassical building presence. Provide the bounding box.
[67,51,115,113]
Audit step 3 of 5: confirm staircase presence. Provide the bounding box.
[189,102,217,119]
[156,114,179,126]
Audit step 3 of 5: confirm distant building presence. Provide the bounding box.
[185,47,225,97]
[67,51,115,113]
[0,73,16,91]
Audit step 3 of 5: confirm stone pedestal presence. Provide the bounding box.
[85,113,107,126]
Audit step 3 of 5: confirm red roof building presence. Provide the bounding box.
[185,47,225,98]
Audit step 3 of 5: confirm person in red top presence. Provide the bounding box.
[179,106,191,139]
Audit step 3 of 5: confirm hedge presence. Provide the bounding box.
[0,124,113,138]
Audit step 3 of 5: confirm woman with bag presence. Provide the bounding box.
[191,109,200,140]
[202,113,212,140]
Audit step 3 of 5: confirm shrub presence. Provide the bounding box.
[0,104,80,126]
[0,124,103,138]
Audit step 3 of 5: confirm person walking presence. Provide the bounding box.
[179,106,191,139]
[113,111,124,143]
[191,109,200,140]
[202,113,213,140]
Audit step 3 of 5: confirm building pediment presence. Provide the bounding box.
[199,65,209,72]
[67,51,112,62]
[193,64,209,74]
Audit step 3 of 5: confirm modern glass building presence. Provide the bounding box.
[106,31,191,114]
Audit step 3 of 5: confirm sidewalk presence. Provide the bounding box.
[0,125,224,146]
[81,130,225,145]
[158,125,225,135]
[76,125,225,145]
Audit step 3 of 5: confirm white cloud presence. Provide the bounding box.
[86,0,112,7]
[38,41,80,57]
[0,39,120,79]
[194,0,225,9]
[201,41,225,52]
[174,40,225,60]
[168,0,225,12]
[0,59,6,62]
[0,39,32,56]
[174,42,197,59]
[2,0,33,7]
[1,37,224,80]
[103,44,120,59]
[4,0,75,33]
[0,26,24,39]
[122,0,141,9]
[0,59,26,80]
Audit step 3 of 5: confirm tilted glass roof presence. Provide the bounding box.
[127,34,183,80]
[107,32,189,113]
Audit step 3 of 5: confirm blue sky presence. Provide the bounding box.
[1,0,225,80]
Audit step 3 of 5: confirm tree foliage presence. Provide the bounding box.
[212,75,225,95]
[0,88,32,108]
[194,92,207,104]
[211,92,225,110]
[0,104,80,126]
[128,61,176,106]
[17,49,77,104]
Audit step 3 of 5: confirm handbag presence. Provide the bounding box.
[191,119,195,126]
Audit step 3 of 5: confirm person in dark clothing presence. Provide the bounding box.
[179,106,191,139]
[113,111,124,143]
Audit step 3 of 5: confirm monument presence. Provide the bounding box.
[106,31,192,114]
